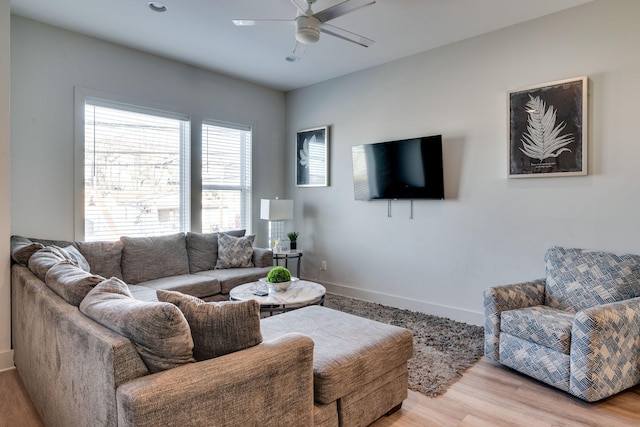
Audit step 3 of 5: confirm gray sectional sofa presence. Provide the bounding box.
[11,232,413,426]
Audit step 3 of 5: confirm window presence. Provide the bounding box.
[83,100,190,240]
[201,121,252,233]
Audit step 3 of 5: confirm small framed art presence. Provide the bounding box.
[296,126,329,187]
[508,76,587,178]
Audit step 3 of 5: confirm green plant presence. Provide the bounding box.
[287,231,299,242]
[266,266,291,283]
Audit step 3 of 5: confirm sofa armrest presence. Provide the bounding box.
[570,297,640,401]
[483,279,546,360]
[116,332,314,427]
[252,247,273,268]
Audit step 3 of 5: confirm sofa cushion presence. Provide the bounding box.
[28,246,88,281]
[136,274,221,299]
[10,236,44,266]
[216,233,255,269]
[45,260,105,306]
[194,266,273,294]
[501,306,574,354]
[120,233,190,284]
[63,245,91,272]
[545,246,640,311]
[186,230,245,273]
[79,277,195,373]
[157,290,263,361]
[76,240,124,280]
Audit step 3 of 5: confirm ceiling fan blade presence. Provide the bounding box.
[232,19,294,26]
[283,0,307,16]
[321,24,374,47]
[292,41,307,56]
[314,0,375,23]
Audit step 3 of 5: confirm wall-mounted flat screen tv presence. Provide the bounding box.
[352,135,444,201]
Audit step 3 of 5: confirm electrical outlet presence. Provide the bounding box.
[321,261,327,271]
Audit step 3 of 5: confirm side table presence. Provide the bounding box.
[273,250,303,277]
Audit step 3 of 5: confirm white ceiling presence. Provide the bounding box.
[10,0,594,91]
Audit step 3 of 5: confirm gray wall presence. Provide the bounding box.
[10,16,286,241]
[1,0,11,370]
[286,0,640,324]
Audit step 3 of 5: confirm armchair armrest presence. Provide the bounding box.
[570,297,640,401]
[252,247,273,268]
[483,279,546,360]
[116,333,314,427]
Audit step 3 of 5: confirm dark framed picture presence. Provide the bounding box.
[508,76,587,178]
[296,126,329,187]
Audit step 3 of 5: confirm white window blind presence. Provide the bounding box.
[201,121,252,233]
[84,100,190,241]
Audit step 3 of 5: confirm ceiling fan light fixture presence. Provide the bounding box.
[295,15,321,44]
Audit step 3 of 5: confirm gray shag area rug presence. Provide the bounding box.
[324,293,484,398]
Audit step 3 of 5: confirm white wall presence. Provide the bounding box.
[0,0,12,371]
[286,0,640,324]
[10,16,287,241]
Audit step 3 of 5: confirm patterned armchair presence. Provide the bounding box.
[484,246,640,401]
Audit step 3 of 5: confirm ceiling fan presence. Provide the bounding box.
[233,0,376,55]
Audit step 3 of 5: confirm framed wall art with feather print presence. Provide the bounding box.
[508,76,587,178]
[296,126,329,187]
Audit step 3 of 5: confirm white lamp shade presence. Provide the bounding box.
[260,199,293,220]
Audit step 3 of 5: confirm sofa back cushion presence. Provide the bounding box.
[45,260,104,306]
[80,277,195,373]
[545,246,640,311]
[120,233,189,284]
[185,230,246,273]
[76,240,124,280]
[157,289,262,361]
[215,233,256,269]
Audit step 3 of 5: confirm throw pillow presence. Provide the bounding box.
[10,236,44,266]
[63,245,91,272]
[28,246,80,281]
[76,240,124,280]
[215,233,255,269]
[45,260,104,306]
[545,246,640,311]
[120,233,190,284]
[157,290,263,361]
[80,277,195,373]
[185,230,246,273]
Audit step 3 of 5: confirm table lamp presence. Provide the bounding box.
[260,198,293,249]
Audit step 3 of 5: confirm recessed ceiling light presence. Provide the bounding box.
[148,2,168,12]
[285,56,300,63]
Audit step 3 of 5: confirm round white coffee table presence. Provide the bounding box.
[229,279,326,316]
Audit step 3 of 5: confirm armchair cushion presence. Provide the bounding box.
[545,246,640,312]
[501,306,574,354]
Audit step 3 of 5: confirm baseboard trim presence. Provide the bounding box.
[0,349,14,372]
[318,281,483,326]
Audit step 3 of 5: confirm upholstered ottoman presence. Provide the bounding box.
[261,305,413,427]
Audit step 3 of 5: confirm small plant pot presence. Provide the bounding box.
[259,277,299,292]
[290,242,297,251]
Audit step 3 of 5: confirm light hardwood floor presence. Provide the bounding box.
[2,357,640,426]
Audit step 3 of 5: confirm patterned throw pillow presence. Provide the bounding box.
[79,277,195,373]
[545,246,640,312]
[157,290,263,361]
[215,233,255,269]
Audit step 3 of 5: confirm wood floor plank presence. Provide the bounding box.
[0,369,43,427]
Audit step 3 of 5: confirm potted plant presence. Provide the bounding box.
[287,231,299,251]
[261,266,298,292]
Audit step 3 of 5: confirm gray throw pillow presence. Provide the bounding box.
[80,277,195,373]
[63,245,91,272]
[186,230,246,273]
[76,240,124,280]
[11,236,44,266]
[157,289,262,361]
[45,260,104,306]
[215,233,255,269]
[28,246,80,281]
[120,233,190,284]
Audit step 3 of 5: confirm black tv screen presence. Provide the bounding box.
[352,135,444,201]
